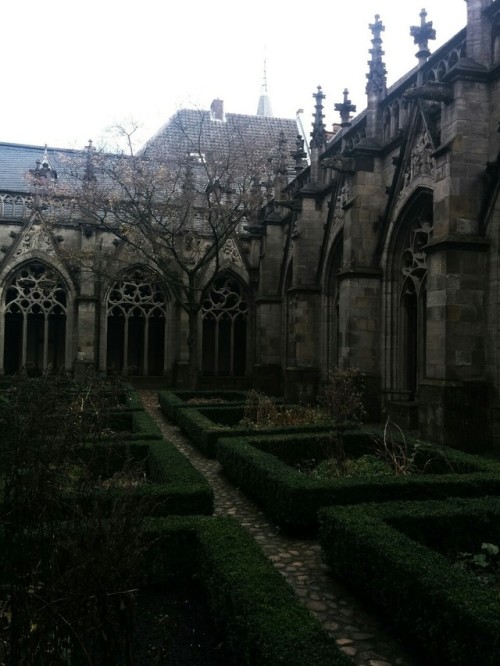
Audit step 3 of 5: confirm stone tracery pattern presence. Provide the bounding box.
[5,262,67,372]
[107,268,167,375]
[202,275,248,376]
[401,219,432,292]
[202,275,248,323]
[6,262,66,317]
[107,268,167,320]
[0,194,31,218]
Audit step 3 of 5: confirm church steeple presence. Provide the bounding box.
[256,58,273,117]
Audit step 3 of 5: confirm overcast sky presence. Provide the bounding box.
[1,1,467,151]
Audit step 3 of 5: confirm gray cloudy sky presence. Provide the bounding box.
[1,1,466,150]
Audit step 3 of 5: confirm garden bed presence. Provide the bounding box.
[174,404,330,457]
[0,517,351,665]
[158,389,250,421]
[104,409,163,440]
[216,430,500,532]
[1,439,214,519]
[141,516,351,665]
[319,496,500,665]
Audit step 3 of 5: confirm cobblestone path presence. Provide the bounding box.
[140,391,423,666]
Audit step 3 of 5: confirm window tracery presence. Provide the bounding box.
[4,262,67,373]
[107,269,167,320]
[202,275,248,376]
[6,263,66,317]
[106,268,168,376]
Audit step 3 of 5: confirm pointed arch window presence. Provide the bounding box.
[4,262,67,374]
[201,275,248,376]
[399,217,431,398]
[106,268,168,376]
[325,238,343,373]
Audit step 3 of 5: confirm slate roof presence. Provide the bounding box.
[0,142,78,194]
[0,107,300,195]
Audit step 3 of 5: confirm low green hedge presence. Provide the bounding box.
[217,432,500,532]
[158,389,249,421]
[88,438,213,517]
[116,383,144,411]
[2,439,213,519]
[107,410,163,440]
[319,497,500,666]
[175,405,330,457]
[144,516,351,665]
[145,438,214,516]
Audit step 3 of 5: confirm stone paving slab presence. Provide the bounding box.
[140,391,423,666]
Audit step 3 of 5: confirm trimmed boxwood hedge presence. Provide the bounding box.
[216,431,500,532]
[143,516,351,665]
[2,439,213,519]
[95,438,213,516]
[144,438,214,516]
[116,383,144,411]
[107,409,163,440]
[319,497,500,666]
[174,404,331,457]
[158,389,249,420]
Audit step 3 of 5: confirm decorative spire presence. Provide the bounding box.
[310,86,327,151]
[334,89,357,127]
[33,144,57,182]
[276,131,289,176]
[292,134,307,173]
[410,8,436,66]
[366,15,387,98]
[257,57,273,117]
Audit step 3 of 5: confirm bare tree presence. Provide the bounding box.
[40,111,282,387]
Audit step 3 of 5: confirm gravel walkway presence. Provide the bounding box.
[140,391,423,666]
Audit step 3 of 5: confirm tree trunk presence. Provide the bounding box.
[187,307,199,390]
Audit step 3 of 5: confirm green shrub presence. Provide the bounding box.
[217,432,500,532]
[106,410,163,440]
[176,405,331,457]
[319,497,500,665]
[143,517,351,665]
[158,389,249,421]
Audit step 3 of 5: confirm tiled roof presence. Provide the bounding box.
[142,108,299,168]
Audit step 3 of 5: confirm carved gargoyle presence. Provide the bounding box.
[403,82,453,104]
[321,155,355,173]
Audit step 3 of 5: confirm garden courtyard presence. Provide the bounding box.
[1,375,499,664]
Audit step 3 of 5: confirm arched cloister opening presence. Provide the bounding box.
[385,191,432,401]
[105,268,168,376]
[283,262,294,368]
[201,274,249,376]
[324,237,343,374]
[3,262,67,374]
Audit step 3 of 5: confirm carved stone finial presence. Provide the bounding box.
[292,134,307,172]
[276,131,289,176]
[366,15,387,98]
[310,86,327,151]
[334,88,357,127]
[410,8,436,64]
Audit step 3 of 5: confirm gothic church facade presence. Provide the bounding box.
[1,0,500,451]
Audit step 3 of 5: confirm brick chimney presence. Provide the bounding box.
[210,98,224,121]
